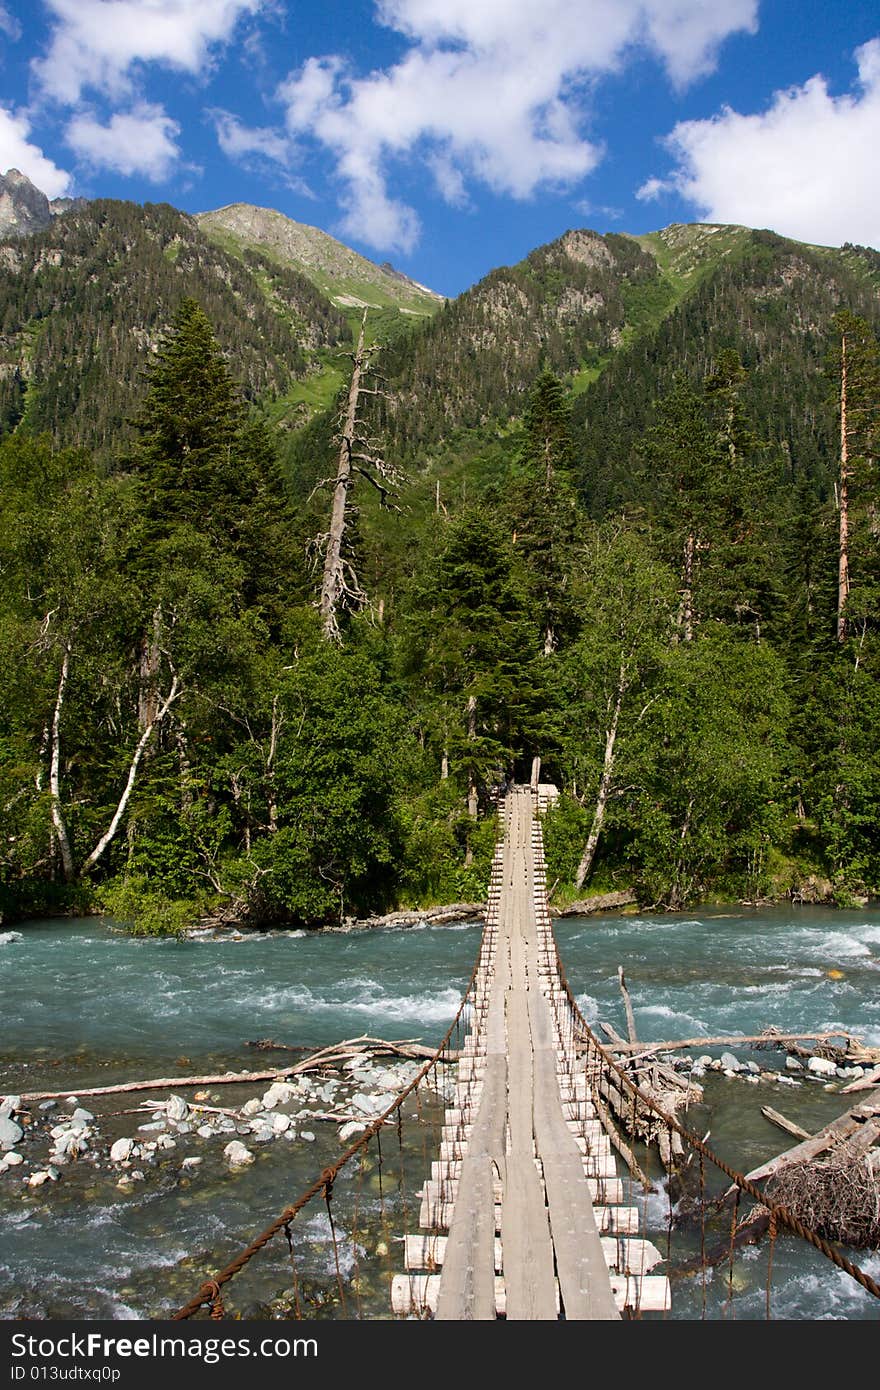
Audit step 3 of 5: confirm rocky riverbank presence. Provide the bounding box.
[0,1057,456,1196]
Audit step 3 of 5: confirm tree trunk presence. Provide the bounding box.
[138,606,162,731]
[466,695,478,819]
[837,330,850,643]
[575,668,624,891]
[464,696,477,866]
[320,311,368,641]
[81,675,180,875]
[49,641,75,882]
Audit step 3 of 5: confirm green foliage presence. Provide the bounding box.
[3,203,880,925]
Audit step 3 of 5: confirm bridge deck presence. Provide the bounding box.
[392,786,667,1319]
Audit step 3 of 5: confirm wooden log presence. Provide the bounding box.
[13,1033,449,1103]
[618,966,639,1048]
[761,1106,811,1140]
[734,1085,880,1189]
[607,1030,863,1057]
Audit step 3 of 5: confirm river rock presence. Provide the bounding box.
[261,1082,295,1108]
[166,1095,189,1122]
[181,1157,202,1169]
[338,1121,366,1143]
[720,1052,741,1072]
[224,1141,254,1167]
[156,1135,176,1150]
[109,1138,134,1163]
[53,1131,87,1157]
[785,1056,803,1071]
[38,1100,57,1111]
[746,1061,760,1075]
[71,1107,94,1126]
[249,1124,275,1143]
[300,1131,315,1143]
[272,1113,291,1133]
[0,1095,21,1119]
[196,1124,214,1139]
[1,1152,23,1168]
[241,1098,264,1117]
[0,1117,23,1151]
[28,1171,52,1187]
[806,1056,838,1076]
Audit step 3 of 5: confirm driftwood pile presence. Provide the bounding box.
[587,965,880,1251]
[588,968,704,1181]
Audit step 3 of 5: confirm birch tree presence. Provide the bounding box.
[560,527,677,891]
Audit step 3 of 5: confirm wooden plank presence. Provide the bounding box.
[392,1273,669,1317]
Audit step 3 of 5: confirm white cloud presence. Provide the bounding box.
[0,106,71,197]
[654,39,880,248]
[212,109,291,165]
[635,175,671,202]
[277,0,758,252]
[66,103,181,181]
[34,0,266,104]
[0,4,21,41]
[210,108,313,194]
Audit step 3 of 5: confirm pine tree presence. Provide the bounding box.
[506,370,581,655]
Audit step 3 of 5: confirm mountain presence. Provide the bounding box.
[0,169,54,238]
[0,196,352,453]
[349,222,880,506]
[195,203,444,319]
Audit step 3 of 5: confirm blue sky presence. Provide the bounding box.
[1,1,879,296]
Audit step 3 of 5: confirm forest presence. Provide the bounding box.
[1,206,879,934]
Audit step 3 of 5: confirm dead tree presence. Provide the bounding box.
[315,311,401,641]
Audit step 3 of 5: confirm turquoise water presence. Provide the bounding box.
[1,907,879,1321]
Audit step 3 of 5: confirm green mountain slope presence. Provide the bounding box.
[0,199,352,454]
[196,203,444,319]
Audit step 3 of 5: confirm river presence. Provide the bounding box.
[1,906,878,1321]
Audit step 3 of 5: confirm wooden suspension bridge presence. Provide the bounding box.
[390,784,668,1319]
[169,783,880,1322]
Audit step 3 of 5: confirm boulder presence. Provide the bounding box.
[720,1053,741,1072]
[248,1124,275,1143]
[0,1117,24,1151]
[807,1056,837,1076]
[109,1138,134,1163]
[338,1121,366,1143]
[223,1141,254,1167]
[53,1131,87,1157]
[272,1113,291,1133]
[261,1083,295,1109]
[166,1095,189,1122]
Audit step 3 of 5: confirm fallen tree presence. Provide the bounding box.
[12,1035,454,1103]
